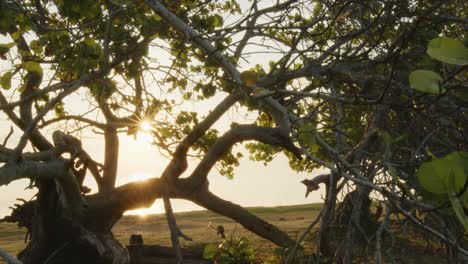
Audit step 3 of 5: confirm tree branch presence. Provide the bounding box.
[188,189,296,247]
[185,124,301,190]
[0,160,86,217]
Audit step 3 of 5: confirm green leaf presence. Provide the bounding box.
[0,42,15,54]
[299,122,316,149]
[80,39,102,59]
[237,237,249,249]
[447,172,468,231]
[29,40,43,54]
[417,152,468,194]
[211,14,223,28]
[427,37,468,65]
[409,70,443,94]
[0,71,13,90]
[159,127,171,138]
[23,61,43,76]
[445,152,468,193]
[203,243,218,259]
[417,160,446,194]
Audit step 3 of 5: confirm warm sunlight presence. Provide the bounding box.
[140,120,152,132]
[126,208,149,218]
[125,199,164,217]
[124,172,162,216]
[136,121,154,143]
[1,1,464,263]
[128,172,153,182]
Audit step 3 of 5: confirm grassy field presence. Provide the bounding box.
[115,203,322,253]
[0,203,454,263]
[0,203,322,259]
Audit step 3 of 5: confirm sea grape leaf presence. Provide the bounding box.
[0,71,13,90]
[409,70,443,94]
[203,243,218,259]
[23,61,43,76]
[427,37,468,65]
[447,172,468,231]
[417,152,468,194]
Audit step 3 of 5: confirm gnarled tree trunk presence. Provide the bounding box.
[16,180,129,264]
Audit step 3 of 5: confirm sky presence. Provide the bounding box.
[0,93,327,217]
[0,119,327,217]
[0,0,327,218]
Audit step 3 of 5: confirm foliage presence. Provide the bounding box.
[409,70,443,94]
[427,37,468,65]
[0,0,467,262]
[203,236,256,264]
[409,36,467,94]
[417,151,468,230]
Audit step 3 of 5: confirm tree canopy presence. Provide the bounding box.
[0,0,466,263]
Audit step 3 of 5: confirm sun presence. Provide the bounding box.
[140,120,152,132]
[136,120,154,143]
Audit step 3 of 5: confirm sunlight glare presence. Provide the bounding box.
[140,120,152,132]
[129,208,149,218]
[124,200,164,217]
[128,172,153,182]
[136,120,154,143]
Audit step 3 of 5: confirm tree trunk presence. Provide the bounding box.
[335,189,373,229]
[16,180,129,264]
[7,177,296,263]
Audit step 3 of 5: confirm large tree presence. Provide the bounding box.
[0,0,466,263]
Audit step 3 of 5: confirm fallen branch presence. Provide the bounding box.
[0,248,23,264]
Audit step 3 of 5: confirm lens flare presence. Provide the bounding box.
[140,121,152,132]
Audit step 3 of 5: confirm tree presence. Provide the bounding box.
[0,0,466,263]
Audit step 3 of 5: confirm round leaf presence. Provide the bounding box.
[409,70,443,94]
[23,61,43,76]
[211,15,223,28]
[203,243,218,259]
[417,152,468,194]
[427,37,468,65]
[0,71,13,90]
[0,42,15,58]
[29,40,43,54]
[417,158,449,194]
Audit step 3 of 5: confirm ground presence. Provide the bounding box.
[0,203,454,263]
